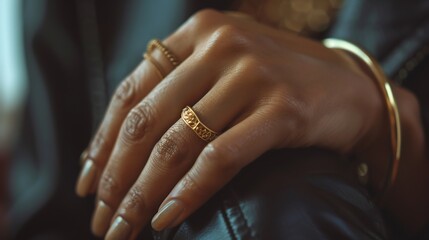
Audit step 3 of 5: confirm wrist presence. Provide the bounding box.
[325,45,393,193]
[323,38,429,234]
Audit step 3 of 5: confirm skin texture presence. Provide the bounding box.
[75,10,428,239]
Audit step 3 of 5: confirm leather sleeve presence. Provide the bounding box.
[156,149,389,240]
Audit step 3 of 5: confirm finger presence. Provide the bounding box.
[80,149,88,166]
[75,60,158,197]
[104,72,253,240]
[151,110,283,231]
[75,35,193,198]
[92,50,223,237]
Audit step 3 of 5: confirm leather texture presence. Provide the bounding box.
[155,149,388,240]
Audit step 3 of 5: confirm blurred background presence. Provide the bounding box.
[0,0,28,238]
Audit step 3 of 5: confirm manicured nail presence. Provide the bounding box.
[75,159,96,197]
[106,216,131,240]
[91,201,113,237]
[80,149,88,166]
[151,199,184,231]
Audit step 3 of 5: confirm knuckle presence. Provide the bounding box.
[223,55,275,91]
[98,171,122,201]
[153,128,188,169]
[199,143,240,173]
[90,131,105,151]
[210,24,252,53]
[113,78,136,108]
[121,187,147,214]
[180,173,205,195]
[240,55,271,80]
[121,101,156,144]
[189,9,223,30]
[200,24,253,60]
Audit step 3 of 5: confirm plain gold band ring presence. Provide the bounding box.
[143,53,165,79]
[181,106,218,142]
[147,39,181,67]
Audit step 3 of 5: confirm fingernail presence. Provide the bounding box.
[75,159,96,197]
[105,216,131,240]
[80,149,88,166]
[91,201,113,237]
[151,199,184,231]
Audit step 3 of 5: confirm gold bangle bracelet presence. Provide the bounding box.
[147,39,180,67]
[323,38,402,194]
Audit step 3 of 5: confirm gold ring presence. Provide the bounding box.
[143,53,165,79]
[147,39,180,67]
[181,106,218,142]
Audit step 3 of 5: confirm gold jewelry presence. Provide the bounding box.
[323,38,402,193]
[181,106,218,142]
[147,39,180,67]
[143,53,165,79]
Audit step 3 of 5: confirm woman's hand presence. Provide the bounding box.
[74,9,419,239]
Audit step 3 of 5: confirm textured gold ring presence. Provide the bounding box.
[181,106,218,142]
[147,39,180,67]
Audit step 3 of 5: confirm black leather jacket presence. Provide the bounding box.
[9,0,429,239]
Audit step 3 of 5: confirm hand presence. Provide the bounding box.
[75,9,412,239]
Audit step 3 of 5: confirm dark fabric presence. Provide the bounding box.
[156,149,388,240]
[330,0,429,75]
[10,0,429,239]
[402,55,429,152]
